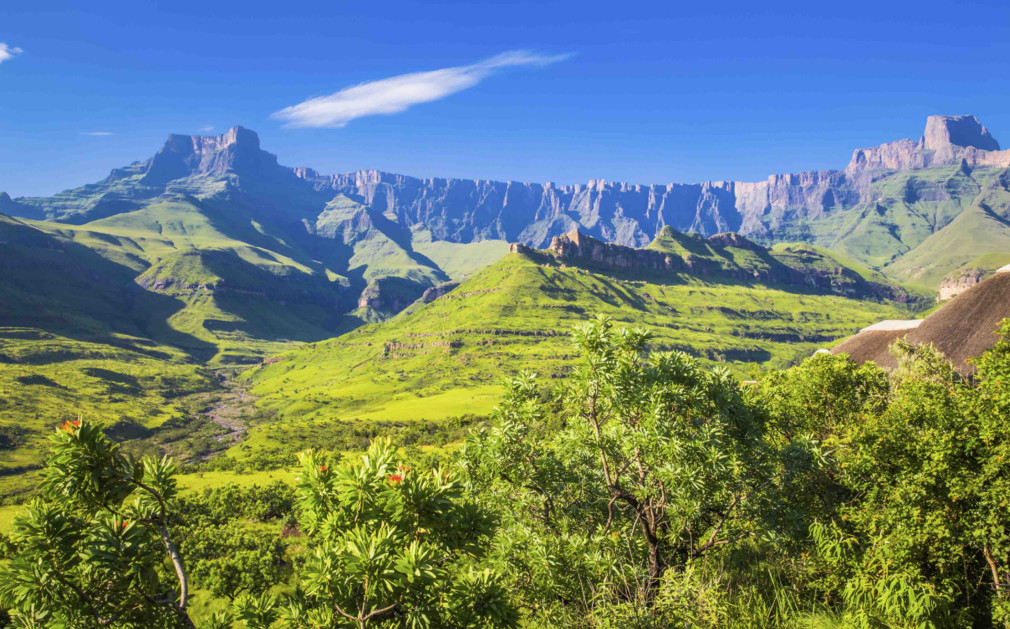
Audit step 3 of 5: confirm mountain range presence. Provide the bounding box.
[5,114,1008,278]
[6,115,1006,485]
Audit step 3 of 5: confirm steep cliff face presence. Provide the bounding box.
[295,115,1010,257]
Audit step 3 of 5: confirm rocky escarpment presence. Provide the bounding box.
[515,229,909,302]
[294,115,1009,249]
[9,116,1008,250]
[547,230,692,272]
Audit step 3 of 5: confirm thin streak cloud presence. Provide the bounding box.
[272,50,572,129]
[81,131,115,136]
[0,43,23,65]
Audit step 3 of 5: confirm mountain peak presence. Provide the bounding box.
[923,115,1000,151]
[142,125,280,184]
[847,114,1006,172]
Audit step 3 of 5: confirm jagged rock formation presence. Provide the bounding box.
[517,228,910,302]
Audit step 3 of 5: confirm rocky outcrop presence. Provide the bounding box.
[937,270,991,301]
[140,126,293,184]
[357,277,429,315]
[516,229,909,302]
[707,232,765,251]
[419,281,460,303]
[547,230,688,271]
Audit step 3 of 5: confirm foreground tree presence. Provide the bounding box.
[0,421,194,627]
[274,439,517,629]
[812,331,1010,627]
[461,315,814,625]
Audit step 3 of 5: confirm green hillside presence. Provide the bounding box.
[239,249,906,458]
[883,204,1010,289]
[0,328,213,500]
[754,163,1010,277]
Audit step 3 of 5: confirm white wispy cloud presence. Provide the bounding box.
[81,131,115,136]
[0,43,23,65]
[201,125,215,132]
[272,50,572,129]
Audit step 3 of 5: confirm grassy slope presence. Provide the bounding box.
[240,252,904,455]
[29,199,358,363]
[0,328,212,499]
[883,204,1010,289]
[410,229,511,281]
[759,164,1009,275]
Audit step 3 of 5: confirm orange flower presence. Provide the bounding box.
[388,474,403,484]
[318,465,329,473]
[610,532,620,538]
[121,520,129,529]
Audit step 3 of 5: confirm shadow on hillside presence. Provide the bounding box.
[0,216,219,361]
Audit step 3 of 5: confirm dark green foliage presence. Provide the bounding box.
[0,421,197,627]
[276,440,516,628]
[460,316,828,625]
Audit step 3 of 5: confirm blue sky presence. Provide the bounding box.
[1,0,1009,197]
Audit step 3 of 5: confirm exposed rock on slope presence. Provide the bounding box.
[936,254,1010,301]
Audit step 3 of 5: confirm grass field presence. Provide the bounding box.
[240,251,910,454]
[0,328,214,500]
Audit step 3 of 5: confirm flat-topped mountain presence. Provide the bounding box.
[847,115,1007,172]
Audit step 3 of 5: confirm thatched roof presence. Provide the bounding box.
[832,270,1010,375]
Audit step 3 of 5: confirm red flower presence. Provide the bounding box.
[318,465,329,474]
[388,474,403,485]
[121,520,129,529]
[61,419,81,433]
